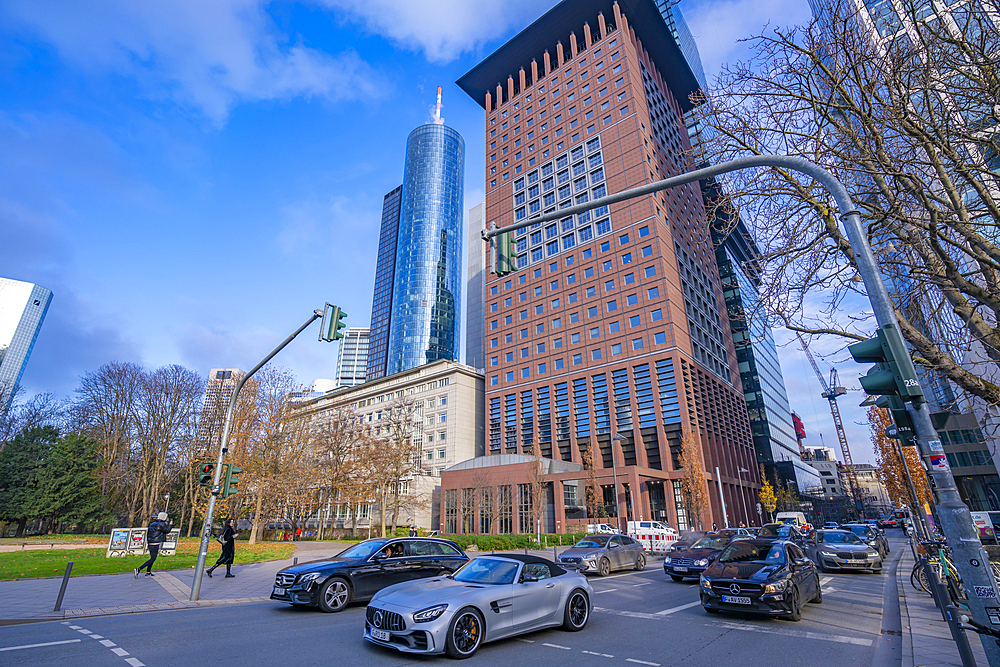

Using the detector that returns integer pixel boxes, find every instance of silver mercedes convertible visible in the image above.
[364,554,594,658]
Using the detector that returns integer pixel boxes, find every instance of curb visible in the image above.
[0,595,272,626]
[896,545,915,667]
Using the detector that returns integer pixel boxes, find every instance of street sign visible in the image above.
[756,502,762,515]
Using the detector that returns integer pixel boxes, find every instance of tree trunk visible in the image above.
[15,518,26,537]
[249,489,264,545]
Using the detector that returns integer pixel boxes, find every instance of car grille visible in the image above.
[670,558,694,566]
[713,581,762,594]
[560,557,581,564]
[275,572,296,587]
[367,606,405,632]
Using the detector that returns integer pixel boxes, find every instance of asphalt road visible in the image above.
[0,536,905,667]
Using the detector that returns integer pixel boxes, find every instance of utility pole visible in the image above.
[484,155,1000,664]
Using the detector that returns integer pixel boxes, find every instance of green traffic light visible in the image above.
[848,324,924,402]
[495,231,519,276]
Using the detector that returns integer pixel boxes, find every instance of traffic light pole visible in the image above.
[483,154,1000,664]
[189,308,324,602]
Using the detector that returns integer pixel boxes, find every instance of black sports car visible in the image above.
[270,537,468,612]
[663,534,729,581]
[699,539,821,621]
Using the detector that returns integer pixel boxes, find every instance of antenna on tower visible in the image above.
[434,87,443,124]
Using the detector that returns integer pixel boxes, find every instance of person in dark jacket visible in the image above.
[206,518,239,578]
[135,512,173,578]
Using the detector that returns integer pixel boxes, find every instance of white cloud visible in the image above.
[2,0,387,123]
[315,0,550,63]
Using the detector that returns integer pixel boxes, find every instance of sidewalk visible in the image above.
[0,540,348,624]
[898,539,989,667]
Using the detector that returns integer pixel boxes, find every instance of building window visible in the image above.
[633,338,644,350]
[592,348,602,360]
[654,332,666,345]
[650,309,663,321]
[612,343,622,355]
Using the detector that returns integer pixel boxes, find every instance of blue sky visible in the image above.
[0,0,878,462]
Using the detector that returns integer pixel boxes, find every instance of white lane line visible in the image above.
[594,607,672,621]
[626,659,661,666]
[516,639,535,643]
[543,643,572,650]
[61,622,70,625]
[0,640,82,652]
[100,640,117,647]
[125,658,146,667]
[77,629,93,634]
[820,577,833,586]
[582,650,615,657]
[68,625,82,630]
[655,601,701,615]
[111,647,130,656]
[826,588,837,593]
[90,635,104,640]
[715,621,872,646]
[594,588,618,594]
[633,582,652,587]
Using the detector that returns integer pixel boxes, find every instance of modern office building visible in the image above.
[367,186,403,382]
[465,203,487,371]
[457,0,759,532]
[334,327,370,387]
[195,368,246,450]
[0,277,52,420]
[804,447,844,498]
[382,121,465,377]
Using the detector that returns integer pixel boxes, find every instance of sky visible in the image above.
[0,0,880,463]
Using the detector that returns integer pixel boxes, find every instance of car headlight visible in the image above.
[818,550,836,557]
[297,572,321,583]
[694,558,709,567]
[867,550,879,557]
[413,604,448,623]
[700,575,712,588]
[665,557,672,564]
[763,580,788,594]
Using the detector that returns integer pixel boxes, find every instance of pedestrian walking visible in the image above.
[135,512,173,578]
[206,518,239,578]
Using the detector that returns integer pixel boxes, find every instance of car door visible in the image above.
[511,563,563,630]
[354,541,410,599]
[787,544,814,599]
[608,535,626,570]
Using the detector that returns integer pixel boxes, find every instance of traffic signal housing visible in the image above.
[876,395,916,441]
[493,231,520,277]
[848,323,924,402]
[197,462,215,489]
[320,303,347,342]
[222,464,241,499]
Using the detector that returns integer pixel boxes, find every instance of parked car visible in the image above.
[814,530,883,573]
[270,537,468,612]
[841,523,889,558]
[664,534,729,581]
[585,523,621,534]
[823,522,839,529]
[557,533,646,576]
[758,523,809,545]
[717,527,754,538]
[699,539,821,621]
[364,555,594,658]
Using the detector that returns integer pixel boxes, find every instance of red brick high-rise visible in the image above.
[453,0,759,532]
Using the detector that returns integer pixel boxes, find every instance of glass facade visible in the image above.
[335,327,370,387]
[367,186,402,381]
[0,277,53,419]
[386,124,465,375]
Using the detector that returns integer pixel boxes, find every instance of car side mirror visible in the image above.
[522,574,539,583]
[372,553,387,562]
[794,558,811,568]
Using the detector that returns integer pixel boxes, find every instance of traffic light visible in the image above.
[875,395,916,441]
[197,462,215,489]
[848,323,924,402]
[319,303,347,342]
[222,464,242,498]
[493,231,520,276]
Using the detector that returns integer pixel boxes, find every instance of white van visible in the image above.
[775,511,808,527]
[627,520,678,537]
[585,523,620,534]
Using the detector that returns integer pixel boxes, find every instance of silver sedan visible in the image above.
[364,555,594,658]
[556,533,647,576]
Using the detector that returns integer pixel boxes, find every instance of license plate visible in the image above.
[273,587,286,596]
[371,628,390,641]
[674,566,689,572]
[842,562,866,567]
[722,595,751,604]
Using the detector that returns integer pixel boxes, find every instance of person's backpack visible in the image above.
[216,532,227,545]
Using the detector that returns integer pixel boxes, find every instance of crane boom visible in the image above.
[797,333,831,394]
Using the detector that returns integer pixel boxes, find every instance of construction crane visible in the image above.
[796,333,864,509]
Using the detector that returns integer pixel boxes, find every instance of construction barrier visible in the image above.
[630,531,679,554]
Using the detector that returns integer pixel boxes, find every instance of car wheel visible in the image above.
[812,576,823,604]
[787,587,802,622]
[318,577,350,613]
[670,574,685,583]
[598,557,611,577]
[562,589,590,631]
[445,607,484,659]
[635,554,646,571]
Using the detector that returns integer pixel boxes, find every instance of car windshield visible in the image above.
[818,532,863,544]
[718,543,786,564]
[452,558,520,585]
[574,536,610,548]
[692,537,729,550]
[847,526,874,539]
[336,541,385,560]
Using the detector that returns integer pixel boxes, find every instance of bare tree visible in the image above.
[677,432,709,531]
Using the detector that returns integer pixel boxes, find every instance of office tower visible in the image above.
[335,327,370,387]
[367,186,403,382]
[465,203,486,371]
[458,0,758,530]
[0,277,53,419]
[195,368,245,450]
[384,120,465,376]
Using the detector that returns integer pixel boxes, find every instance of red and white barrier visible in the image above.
[630,531,679,554]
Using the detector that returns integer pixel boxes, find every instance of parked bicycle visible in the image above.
[911,539,968,608]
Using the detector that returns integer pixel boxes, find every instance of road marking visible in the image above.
[0,640,82,652]
[820,577,832,585]
[595,607,675,620]
[112,647,130,656]
[543,643,572,650]
[68,625,82,630]
[715,621,873,646]
[124,659,146,667]
[594,588,618,594]
[655,601,701,615]
[516,639,535,643]
[626,659,661,666]
[77,629,92,634]
[582,650,615,657]
[90,635,104,640]
[100,640,117,647]
[826,587,837,593]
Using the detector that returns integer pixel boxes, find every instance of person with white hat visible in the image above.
[135,512,173,578]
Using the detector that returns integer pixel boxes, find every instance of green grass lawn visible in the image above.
[0,541,295,580]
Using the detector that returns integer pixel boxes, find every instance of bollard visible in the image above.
[553,545,557,561]
[524,545,528,555]
[293,557,298,566]
[54,562,73,612]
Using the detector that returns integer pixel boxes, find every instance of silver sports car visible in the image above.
[364,554,594,658]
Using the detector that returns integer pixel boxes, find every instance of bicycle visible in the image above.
[911,539,968,608]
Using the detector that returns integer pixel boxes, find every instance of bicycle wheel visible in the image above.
[911,560,933,595]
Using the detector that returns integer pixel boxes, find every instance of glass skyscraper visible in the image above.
[385,123,465,375]
[335,327,370,387]
[367,186,402,382]
[0,277,53,419]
